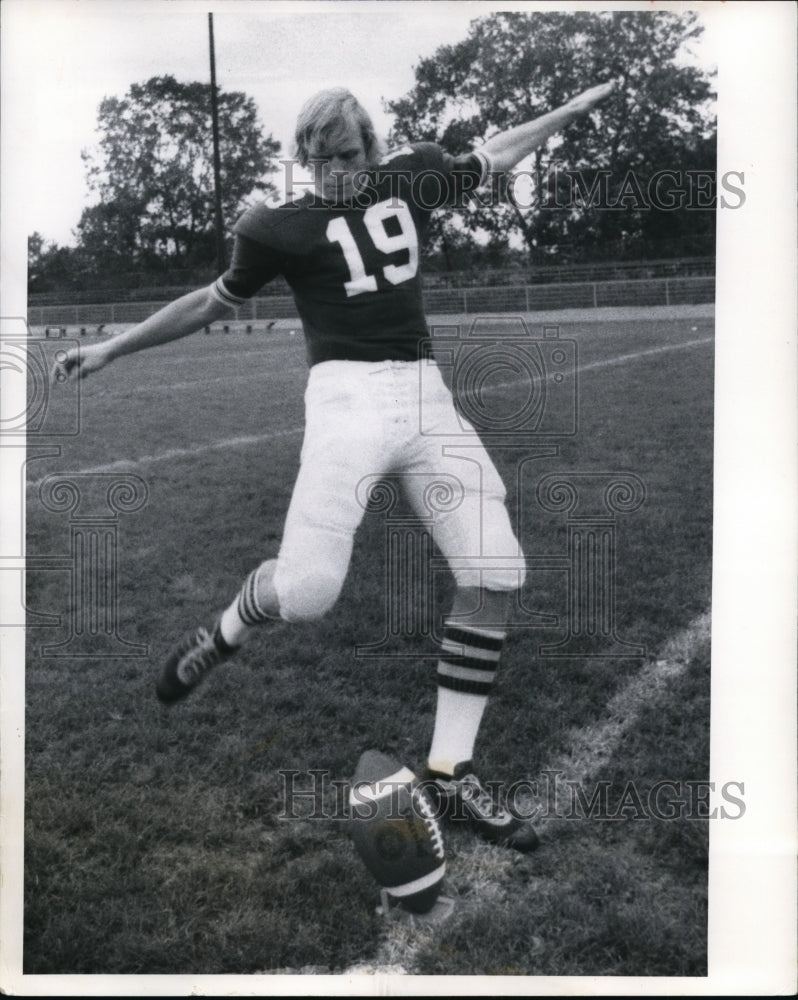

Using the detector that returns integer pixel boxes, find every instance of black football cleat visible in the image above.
[156,620,238,704]
[422,761,540,853]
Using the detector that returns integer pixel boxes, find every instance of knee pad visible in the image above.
[272,565,344,623]
[451,498,527,592]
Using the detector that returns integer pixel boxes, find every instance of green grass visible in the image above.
[24,312,714,976]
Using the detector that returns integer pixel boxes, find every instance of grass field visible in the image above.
[23,307,714,978]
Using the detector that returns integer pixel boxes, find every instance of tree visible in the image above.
[386,10,716,263]
[28,232,84,293]
[78,75,280,271]
[27,232,47,285]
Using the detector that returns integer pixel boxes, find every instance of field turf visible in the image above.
[23,308,714,977]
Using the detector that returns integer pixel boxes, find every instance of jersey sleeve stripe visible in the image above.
[211,276,248,308]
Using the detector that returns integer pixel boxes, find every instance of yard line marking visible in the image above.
[162,336,713,394]
[29,335,712,487]
[96,333,713,402]
[575,335,712,375]
[150,341,299,361]
[114,335,713,397]
[27,428,304,489]
[474,335,713,390]
[103,333,712,397]
[134,369,304,393]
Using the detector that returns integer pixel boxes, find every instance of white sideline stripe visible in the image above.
[358,609,712,974]
[348,766,415,805]
[28,335,712,488]
[385,862,446,898]
[533,609,712,829]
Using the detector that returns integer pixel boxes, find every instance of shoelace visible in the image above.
[457,774,509,821]
[177,627,219,683]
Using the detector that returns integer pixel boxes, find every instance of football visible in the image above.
[348,750,446,913]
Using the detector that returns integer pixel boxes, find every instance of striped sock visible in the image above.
[426,622,506,777]
[219,565,277,647]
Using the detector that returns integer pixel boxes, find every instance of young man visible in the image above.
[57,81,617,853]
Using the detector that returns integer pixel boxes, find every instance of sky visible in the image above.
[8,1,487,246]
[6,0,716,248]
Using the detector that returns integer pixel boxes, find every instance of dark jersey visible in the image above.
[213,143,489,366]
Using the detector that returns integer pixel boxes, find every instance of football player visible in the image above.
[56,80,617,852]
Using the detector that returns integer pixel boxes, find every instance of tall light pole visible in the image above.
[208,12,226,272]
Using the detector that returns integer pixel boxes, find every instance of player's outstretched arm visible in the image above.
[53,285,234,382]
[480,79,620,174]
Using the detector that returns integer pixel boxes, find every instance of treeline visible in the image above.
[30,10,716,297]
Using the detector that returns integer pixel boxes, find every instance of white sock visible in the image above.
[427,687,490,776]
[218,564,278,647]
[219,600,253,647]
[426,621,505,776]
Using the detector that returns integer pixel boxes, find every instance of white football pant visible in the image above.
[272,359,527,622]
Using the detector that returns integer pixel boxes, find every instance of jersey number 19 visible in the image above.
[326,199,419,297]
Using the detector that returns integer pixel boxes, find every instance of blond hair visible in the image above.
[293,88,383,167]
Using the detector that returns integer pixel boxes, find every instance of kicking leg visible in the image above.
[157,518,359,704]
[157,363,388,703]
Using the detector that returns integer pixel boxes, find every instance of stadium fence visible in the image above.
[27,276,715,327]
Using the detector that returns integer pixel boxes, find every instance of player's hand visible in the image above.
[51,341,113,384]
[567,79,620,115]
